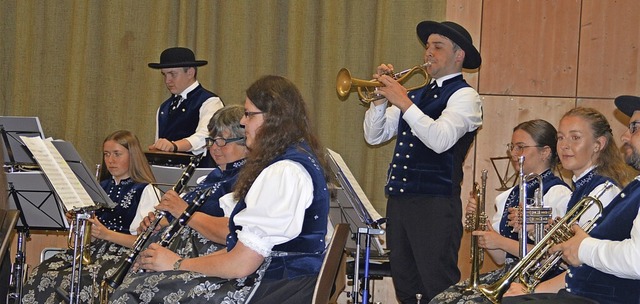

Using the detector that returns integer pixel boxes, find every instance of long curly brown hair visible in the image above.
[233,75,329,200]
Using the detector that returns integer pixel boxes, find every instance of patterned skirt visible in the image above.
[107,258,270,304]
[22,227,224,304]
[429,261,516,304]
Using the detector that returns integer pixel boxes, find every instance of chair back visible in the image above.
[312,223,350,304]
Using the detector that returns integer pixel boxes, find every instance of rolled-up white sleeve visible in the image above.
[578,207,640,279]
[185,96,224,154]
[225,160,314,257]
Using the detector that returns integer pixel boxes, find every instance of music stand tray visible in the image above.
[0,116,44,167]
[7,172,68,230]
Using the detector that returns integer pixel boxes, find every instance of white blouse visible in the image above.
[220,159,314,257]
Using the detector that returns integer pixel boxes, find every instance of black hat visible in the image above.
[148,47,208,69]
[615,95,640,117]
[416,21,482,70]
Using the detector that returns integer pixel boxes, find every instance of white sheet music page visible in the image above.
[326,148,383,221]
[21,136,94,210]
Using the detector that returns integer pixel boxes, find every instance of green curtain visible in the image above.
[0,0,446,215]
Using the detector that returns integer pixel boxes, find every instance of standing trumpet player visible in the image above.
[503,98,640,304]
[430,119,571,304]
[363,20,482,302]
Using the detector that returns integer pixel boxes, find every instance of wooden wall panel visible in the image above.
[577,0,640,98]
[478,0,581,96]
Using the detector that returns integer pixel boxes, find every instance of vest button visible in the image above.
[411,95,415,99]
[393,164,397,168]
[395,153,400,157]
[434,94,438,98]
[388,187,394,191]
[403,166,408,169]
[405,154,410,158]
[400,189,404,193]
[402,131,407,135]
[391,176,396,180]
[402,178,407,182]
[399,142,403,146]
[409,143,414,147]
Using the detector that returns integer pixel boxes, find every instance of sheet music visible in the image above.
[21,136,94,209]
[327,148,383,222]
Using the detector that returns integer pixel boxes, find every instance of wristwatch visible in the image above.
[173,258,184,271]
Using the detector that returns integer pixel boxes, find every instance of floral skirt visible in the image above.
[22,227,224,304]
[429,261,515,304]
[108,257,270,304]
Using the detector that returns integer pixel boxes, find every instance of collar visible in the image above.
[433,72,462,87]
[572,165,597,183]
[176,80,200,99]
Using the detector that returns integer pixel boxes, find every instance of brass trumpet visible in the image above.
[336,63,431,103]
[464,169,488,291]
[67,210,93,265]
[478,181,612,304]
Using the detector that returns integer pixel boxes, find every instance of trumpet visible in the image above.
[336,63,431,103]
[67,210,93,265]
[464,169,488,291]
[478,181,613,304]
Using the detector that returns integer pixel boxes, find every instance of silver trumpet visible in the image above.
[478,181,612,303]
[464,169,488,291]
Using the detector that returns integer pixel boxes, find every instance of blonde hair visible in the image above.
[98,130,156,184]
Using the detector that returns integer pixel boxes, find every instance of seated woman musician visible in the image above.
[22,130,160,303]
[430,119,572,304]
[108,75,331,303]
[135,104,248,258]
[503,107,635,298]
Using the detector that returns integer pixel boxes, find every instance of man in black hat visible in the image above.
[148,47,224,159]
[502,95,640,303]
[362,20,482,302]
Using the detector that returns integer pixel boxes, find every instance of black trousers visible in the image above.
[386,194,462,303]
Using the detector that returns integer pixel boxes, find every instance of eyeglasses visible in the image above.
[244,111,265,118]
[507,143,543,153]
[630,121,640,134]
[205,137,244,147]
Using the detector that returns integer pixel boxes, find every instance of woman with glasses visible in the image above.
[504,107,636,299]
[109,75,331,303]
[430,119,572,304]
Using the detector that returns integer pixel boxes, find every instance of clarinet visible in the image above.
[157,187,213,247]
[99,153,205,300]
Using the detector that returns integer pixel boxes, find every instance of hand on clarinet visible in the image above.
[135,243,181,272]
[137,212,163,235]
[157,190,188,218]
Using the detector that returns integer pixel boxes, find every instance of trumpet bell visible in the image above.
[336,68,353,98]
[335,64,431,103]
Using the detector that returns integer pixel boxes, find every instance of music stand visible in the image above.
[0,116,44,169]
[150,165,212,194]
[7,173,67,230]
[326,149,386,304]
[145,151,194,167]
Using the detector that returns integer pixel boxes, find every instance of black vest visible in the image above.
[158,84,218,141]
[385,75,476,197]
[566,178,640,304]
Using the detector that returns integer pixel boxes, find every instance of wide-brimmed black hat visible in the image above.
[417,20,482,70]
[148,47,208,69]
[615,95,640,117]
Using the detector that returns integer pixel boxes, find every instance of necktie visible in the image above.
[169,95,182,113]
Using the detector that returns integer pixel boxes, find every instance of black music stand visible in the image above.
[0,116,44,170]
[326,149,386,304]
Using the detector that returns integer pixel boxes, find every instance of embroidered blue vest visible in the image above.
[566,169,616,211]
[385,75,476,197]
[565,179,640,304]
[499,170,569,260]
[227,142,329,280]
[97,178,149,234]
[158,84,219,141]
[166,158,245,222]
